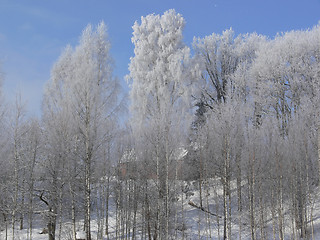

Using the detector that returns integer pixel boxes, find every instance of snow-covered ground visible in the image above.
[2,179,320,239]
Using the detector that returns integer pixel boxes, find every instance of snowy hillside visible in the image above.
[3,178,320,240]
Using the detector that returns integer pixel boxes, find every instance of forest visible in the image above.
[0,9,320,240]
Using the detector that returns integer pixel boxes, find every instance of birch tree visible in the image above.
[0,65,11,239]
[43,21,121,240]
[9,95,28,240]
[128,9,193,239]
[71,22,121,240]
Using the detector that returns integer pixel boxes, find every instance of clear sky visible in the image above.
[0,0,319,116]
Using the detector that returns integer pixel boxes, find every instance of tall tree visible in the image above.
[71,22,121,240]
[0,64,11,240]
[9,94,27,240]
[43,21,121,240]
[128,9,193,239]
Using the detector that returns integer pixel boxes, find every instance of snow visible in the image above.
[4,179,320,239]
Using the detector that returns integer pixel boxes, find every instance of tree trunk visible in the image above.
[105,176,110,236]
[156,135,161,240]
[85,139,92,240]
[3,213,8,240]
[85,160,91,240]
[199,151,203,208]
[132,181,138,240]
[236,153,242,240]
[48,212,57,240]
[223,136,231,240]
[12,143,19,240]
[205,181,212,239]
[69,182,77,240]
[310,198,315,240]
[96,183,103,240]
[276,151,284,240]
[181,182,185,240]
[116,191,120,240]
[20,177,26,230]
[271,190,276,240]
[28,194,33,240]
[165,133,170,240]
[318,125,320,185]
[258,180,265,240]
[214,183,221,240]
[28,142,38,240]
[223,184,228,240]
[278,196,284,240]
[249,151,256,240]
[58,188,63,240]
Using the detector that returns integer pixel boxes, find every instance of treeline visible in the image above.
[0,9,320,240]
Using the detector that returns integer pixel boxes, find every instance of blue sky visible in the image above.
[0,0,319,116]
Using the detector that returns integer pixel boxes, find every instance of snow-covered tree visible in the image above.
[128,9,193,239]
[43,21,121,240]
[250,25,320,134]
[193,29,266,110]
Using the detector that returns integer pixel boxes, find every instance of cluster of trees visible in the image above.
[126,10,320,240]
[0,9,320,240]
[188,21,320,239]
[0,22,123,240]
